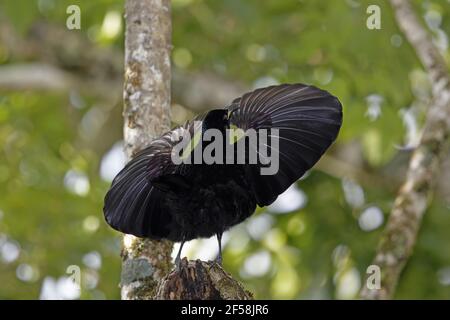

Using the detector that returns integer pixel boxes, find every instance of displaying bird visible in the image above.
[103,83,342,267]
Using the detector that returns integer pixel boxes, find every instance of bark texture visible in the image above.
[155,259,252,300]
[121,0,173,300]
[120,0,250,300]
[360,0,450,300]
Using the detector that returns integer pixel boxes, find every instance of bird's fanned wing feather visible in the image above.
[227,83,342,206]
[103,114,205,238]
[103,136,174,238]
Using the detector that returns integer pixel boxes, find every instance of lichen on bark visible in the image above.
[120,0,252,301]
[121,0,173,300]
[360,0,450,300]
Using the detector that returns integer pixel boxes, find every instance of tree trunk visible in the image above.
[121,0,173,300]
[120,0,250,300]
[360,0,450,300]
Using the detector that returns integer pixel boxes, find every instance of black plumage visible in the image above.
[103,83,342,264]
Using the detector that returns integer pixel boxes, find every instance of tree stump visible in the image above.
[154,258,253,300]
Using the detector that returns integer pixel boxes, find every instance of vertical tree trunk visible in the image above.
[360,0,450,300]
[120,0,173,300]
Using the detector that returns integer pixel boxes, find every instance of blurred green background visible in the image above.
[0,0,449,299]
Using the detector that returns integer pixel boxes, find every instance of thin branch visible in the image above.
[360,0,450,300]
[0,63,120,100]
[0,63,74,91]
[172,70,246,112]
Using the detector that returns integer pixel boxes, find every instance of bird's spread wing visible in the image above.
[103,84,342,237]
[227,83,342,206]
[103,114,204,238]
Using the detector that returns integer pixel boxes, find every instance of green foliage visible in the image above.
[0,0,449,299]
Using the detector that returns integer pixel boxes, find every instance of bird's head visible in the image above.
[202,109,229,133]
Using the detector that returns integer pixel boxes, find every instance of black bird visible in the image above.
[104,83,342,266]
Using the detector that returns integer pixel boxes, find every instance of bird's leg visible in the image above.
[175,239,185,271]
[215,232,223,265]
